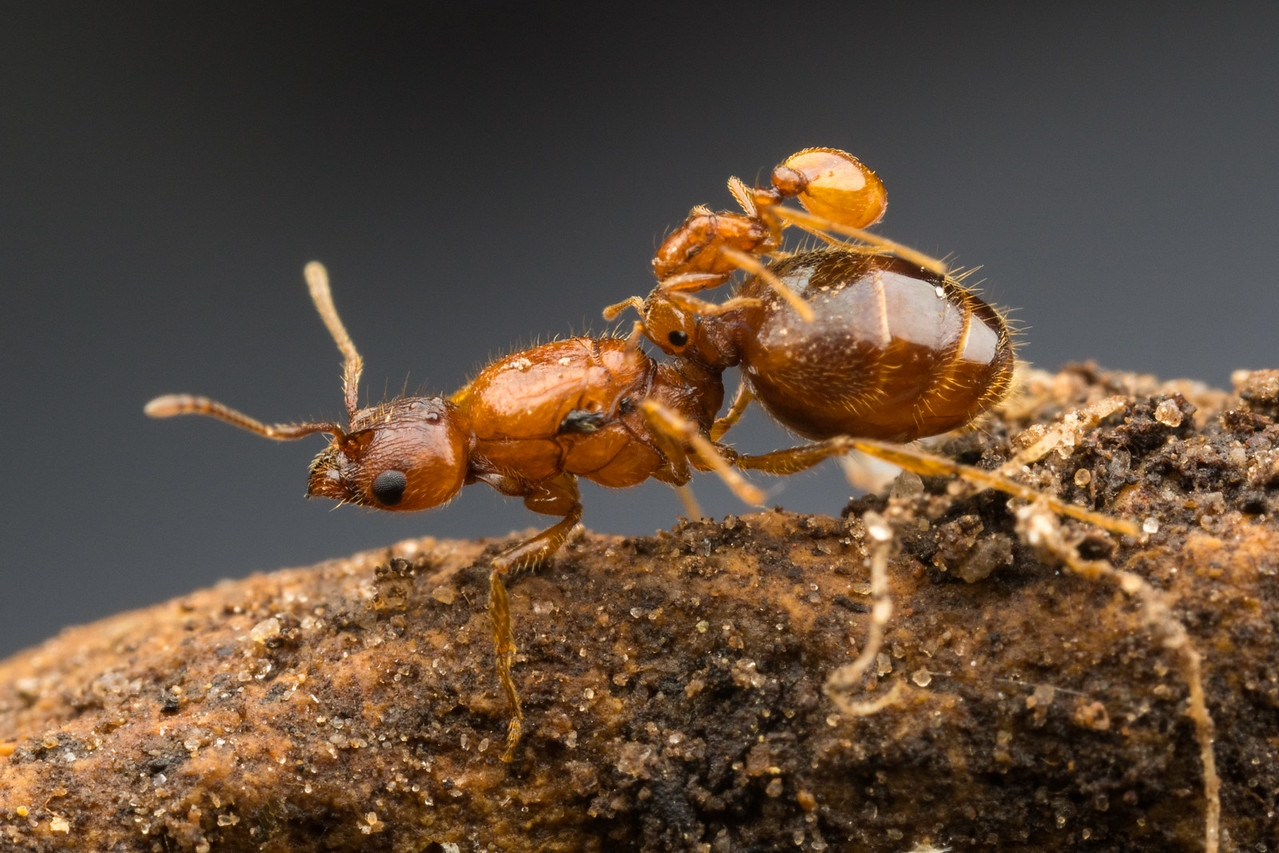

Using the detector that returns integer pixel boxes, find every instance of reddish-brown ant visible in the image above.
[602,152,1227,845]
[146,262,764,760]
[604,150,1140,532]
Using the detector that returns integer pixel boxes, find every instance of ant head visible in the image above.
[602,291,700,358]
[147,263,470,513]
[603,289,746,370]
[308,397,468,512]
[645,289,751,372]
[639,290,698,357]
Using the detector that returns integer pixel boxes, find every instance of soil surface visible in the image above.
[1,365,1276,851]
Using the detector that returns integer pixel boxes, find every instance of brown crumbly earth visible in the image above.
[1,364,1277,851]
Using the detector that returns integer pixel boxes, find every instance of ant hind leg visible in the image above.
[773,205,951,278]
[710,383,755,442]
[736,436,1139,538]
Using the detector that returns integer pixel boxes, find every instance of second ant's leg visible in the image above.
[736,436,1140,537]
[710,383,755,442]
[486,473,583,762]
[735,437,859,477]
[640,399,765,506]
[845,439,1140,537]
[773,205,951,278]
[717,246,815,322]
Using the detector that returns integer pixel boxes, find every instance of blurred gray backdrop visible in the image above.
[3,2,1276,657]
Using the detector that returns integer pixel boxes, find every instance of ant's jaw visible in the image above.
[307,441,364,506]
[305,410,381,506]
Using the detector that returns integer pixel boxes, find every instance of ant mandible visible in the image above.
[605,148,1137,534]
[146,262,762,761]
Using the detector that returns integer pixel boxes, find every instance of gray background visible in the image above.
[3,3,1276,657]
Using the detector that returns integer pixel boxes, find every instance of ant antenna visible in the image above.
[144,262,357,441]
[304,261,363,420]
[143,394,343,441]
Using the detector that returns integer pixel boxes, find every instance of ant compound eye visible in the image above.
[371,469,408,506]
[667,330,689,348]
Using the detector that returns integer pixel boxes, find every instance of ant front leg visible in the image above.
[482,472,583,761]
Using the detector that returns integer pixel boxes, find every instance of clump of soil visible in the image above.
[0,365,1275,851]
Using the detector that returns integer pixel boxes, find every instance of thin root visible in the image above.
[1016,503,1219,853]
[824,508,899,715]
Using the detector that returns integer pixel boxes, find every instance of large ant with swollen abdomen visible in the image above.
[604,148,1096,518]
[608,147,1015,445]
[147,262,768,760]
[604,149,1220,848]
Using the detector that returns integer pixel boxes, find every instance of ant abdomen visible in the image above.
[737,250,1015,443]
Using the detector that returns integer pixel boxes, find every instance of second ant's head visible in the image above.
[605,289,751,371]
[307,397,468,512]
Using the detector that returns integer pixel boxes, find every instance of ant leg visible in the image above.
[656,256,813,323]
[710,383,755,442]
[735,437,1140,537]
[492,475,584,572]
[735,437,861,477]
[672,483,704,520]
[653,272,732,293]
[659,289,764,318]
[773,206,951,278]
[486,473,583,761]
[633,406,708,519]
[486,568,524,763]
[640,399,766,506]
[716,246,815,322]
[846,439,1139,537]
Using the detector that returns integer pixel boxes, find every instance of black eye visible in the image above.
[667,330,689,348]
[371,470,407,506]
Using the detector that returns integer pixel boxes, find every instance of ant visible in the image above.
[604,148,1138,533]
[146,262,766,761]
[146,151,1135,763]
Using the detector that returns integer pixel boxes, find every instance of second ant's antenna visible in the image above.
[304,261,364,419]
